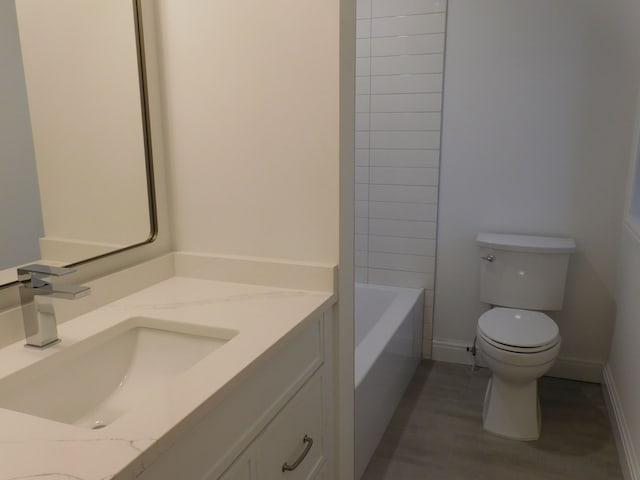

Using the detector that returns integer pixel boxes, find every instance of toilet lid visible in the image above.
[478,308,559,349]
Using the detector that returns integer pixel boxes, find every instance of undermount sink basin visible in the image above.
[0,317,237,429]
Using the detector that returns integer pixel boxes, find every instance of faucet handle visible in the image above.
[17,264,76,281]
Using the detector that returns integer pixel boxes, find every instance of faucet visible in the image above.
[17,264,91,349]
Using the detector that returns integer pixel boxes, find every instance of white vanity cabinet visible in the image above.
[254,373,324,479]
[218,373,324,480]
[218,449,254,480]
[136,312,332,480]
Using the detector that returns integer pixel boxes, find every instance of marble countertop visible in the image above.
[0,276,335,480]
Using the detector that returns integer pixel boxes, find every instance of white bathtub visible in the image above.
[354,283,424,479]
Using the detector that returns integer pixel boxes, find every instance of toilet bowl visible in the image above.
[475,232,575,441]
[477,307,560,440]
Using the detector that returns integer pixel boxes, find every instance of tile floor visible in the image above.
[361,361,623,480]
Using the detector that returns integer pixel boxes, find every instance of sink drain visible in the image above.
[92,420,108,430]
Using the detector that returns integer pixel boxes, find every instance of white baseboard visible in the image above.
[603,365,639,480]
[431,338,603,383]
[547,356,603,383]
[432,338,476,365]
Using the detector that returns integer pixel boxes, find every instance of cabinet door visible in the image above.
[310,468,325,480]
[215,448,254,480]
[256,375,324,480]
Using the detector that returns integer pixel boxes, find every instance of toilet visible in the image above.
[475,232,576,441]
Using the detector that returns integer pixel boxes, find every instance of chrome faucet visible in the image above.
[17,264,91,349]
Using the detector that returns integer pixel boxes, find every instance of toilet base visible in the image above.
[482,375,541,441]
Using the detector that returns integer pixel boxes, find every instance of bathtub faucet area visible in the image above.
[18,264,91,349]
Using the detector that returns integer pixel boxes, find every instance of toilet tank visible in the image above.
[476,233,576,311]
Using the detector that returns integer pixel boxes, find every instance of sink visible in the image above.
[0,317,237,429]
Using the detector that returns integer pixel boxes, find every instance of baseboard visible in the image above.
[432,338,476,365]
[431,338,603,383]
[603,365,640,480]
[547,356,603,383]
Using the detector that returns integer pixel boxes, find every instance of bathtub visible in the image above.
[354,283,424,479]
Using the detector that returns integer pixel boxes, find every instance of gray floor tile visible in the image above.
[361,361,623,480]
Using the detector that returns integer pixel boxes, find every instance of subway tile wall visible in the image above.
[355,0,446,358]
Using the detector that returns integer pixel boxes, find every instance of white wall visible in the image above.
[0,0,43,269]
[339,0,357,477]
[155,3,349,477]
[435,0,640,380]
[605,0,640,469]
[608,224,640,479]
[157,1,341,265]
[16,0,151,253]
[354,0,446,357]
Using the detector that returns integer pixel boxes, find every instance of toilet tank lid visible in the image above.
[476,233,576,253]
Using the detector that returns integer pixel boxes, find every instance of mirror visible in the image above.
[0,0,156,286]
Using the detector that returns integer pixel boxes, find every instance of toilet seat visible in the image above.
[478,307,560,353]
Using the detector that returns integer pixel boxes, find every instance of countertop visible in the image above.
[0,276,335,480]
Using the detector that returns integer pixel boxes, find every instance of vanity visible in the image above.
[0,255,337,480]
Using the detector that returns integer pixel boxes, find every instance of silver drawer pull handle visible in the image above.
[481,255,496,262]
[282,435,313,472]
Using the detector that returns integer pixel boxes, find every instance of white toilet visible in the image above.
[475,232,576,441]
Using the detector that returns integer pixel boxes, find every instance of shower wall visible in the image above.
[355,0,446,357]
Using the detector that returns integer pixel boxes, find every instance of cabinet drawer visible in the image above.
[216,448,253,480]
[310,467,325,480]
[256,374,324,480]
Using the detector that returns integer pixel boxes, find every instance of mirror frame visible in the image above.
[1,0,158,289]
